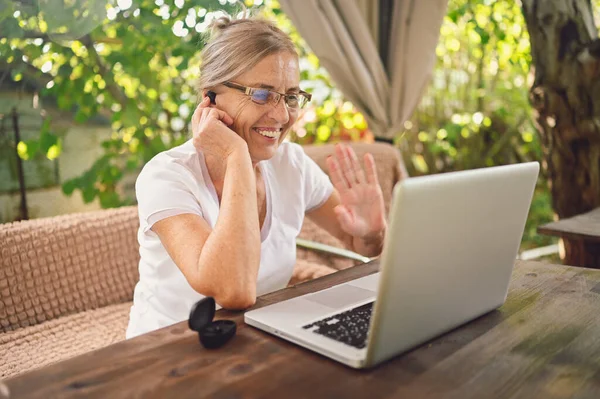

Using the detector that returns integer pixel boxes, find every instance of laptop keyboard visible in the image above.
[302,301,374,349]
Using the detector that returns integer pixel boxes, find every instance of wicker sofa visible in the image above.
[0,142,406,378]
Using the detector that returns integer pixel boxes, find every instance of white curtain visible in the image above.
[279,0,448,139]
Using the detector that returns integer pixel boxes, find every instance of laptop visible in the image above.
[245,162,540,368]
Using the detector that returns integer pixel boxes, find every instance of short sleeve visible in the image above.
[301,148,334,212]
[135,158,203,233]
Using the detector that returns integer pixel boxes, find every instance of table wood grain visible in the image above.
[6,260,600,399]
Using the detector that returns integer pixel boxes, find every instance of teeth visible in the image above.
[255,129,280,138]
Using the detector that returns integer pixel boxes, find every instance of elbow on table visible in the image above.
[217,291,257,310]
[191,280,256,310]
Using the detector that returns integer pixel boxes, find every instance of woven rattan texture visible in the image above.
[0,206,140,333]
[0,302,130,378]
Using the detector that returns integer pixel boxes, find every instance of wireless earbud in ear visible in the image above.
[206,91,217,105]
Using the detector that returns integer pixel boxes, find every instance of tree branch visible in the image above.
[78,35,157,145]
[80,34,128,107]
[0,59,53,88]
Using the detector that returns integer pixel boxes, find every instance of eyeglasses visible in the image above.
[222,81,311,109]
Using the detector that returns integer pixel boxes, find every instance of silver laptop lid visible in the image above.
[365,162,539,366]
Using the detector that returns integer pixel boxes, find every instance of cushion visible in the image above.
[0,207,140,333]
[0,302,131,379]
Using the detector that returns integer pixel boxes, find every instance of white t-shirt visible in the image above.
[126,140,333,338]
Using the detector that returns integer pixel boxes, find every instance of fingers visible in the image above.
[192,98,210,134]
[335,144,356,187]
[326,154,350,191]
[364,152,380,185]
[330,143,368,188]
[345,145,366,184]
[192,97,234,128]
[206,108,234,126]
[195,96,210,115]
[192,108,211,138]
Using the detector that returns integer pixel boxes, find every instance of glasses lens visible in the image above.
[300,95,309,108]
[285,95,300,109]
[251,89,271,104]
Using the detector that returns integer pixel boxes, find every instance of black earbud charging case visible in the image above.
[188,297,236,349]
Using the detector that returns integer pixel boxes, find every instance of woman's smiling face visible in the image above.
[211,51,300,164]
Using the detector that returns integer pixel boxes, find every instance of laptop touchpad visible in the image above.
[305,284,375,309]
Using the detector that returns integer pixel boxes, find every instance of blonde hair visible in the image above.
[196,15,297,100]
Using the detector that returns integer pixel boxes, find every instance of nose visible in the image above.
[267,97,290,125]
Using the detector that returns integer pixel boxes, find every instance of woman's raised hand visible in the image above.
[191,96,247,162]
[326,143,387,240]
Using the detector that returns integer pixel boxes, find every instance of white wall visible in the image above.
[0,101,112,222]
[0,186,101,221]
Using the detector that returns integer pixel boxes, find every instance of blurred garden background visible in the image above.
[1,0,599,255]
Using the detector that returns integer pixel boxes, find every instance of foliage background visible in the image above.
[5,0,598,250]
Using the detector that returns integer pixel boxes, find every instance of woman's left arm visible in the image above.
[306,144,387,258]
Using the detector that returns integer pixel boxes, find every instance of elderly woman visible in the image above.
[126,16,387,338]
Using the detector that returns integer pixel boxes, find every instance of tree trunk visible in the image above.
[522,0,600,267]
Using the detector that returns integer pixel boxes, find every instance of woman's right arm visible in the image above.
[150,99,261,310]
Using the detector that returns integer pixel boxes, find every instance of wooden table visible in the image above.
[538,207,600,268]
[6,260,600,399]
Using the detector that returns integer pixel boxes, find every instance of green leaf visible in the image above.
[46,142,62,160]
[448,10,460,23]
[82,186,97,203]
[74,108,90,123]
[0,18,23,38]
[150,135,167,154]
[39,129,59,153]
[16,140,39,160]
[122,102,140,127]
[475,26,490,45]
[98,190,121,208]
[316,125,331,142]
[126,156,139,171]
[62,178,78,195]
